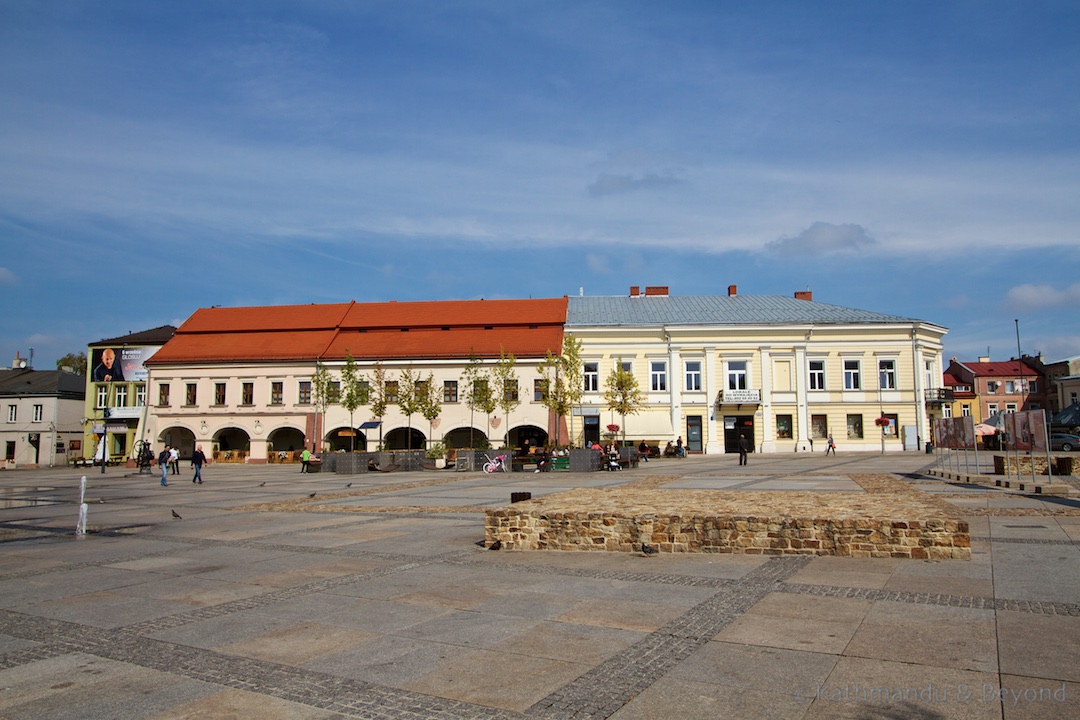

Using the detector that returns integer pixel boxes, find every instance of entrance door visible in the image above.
[583,416,600,447]
[687,416,703,453]
[723,416,755,453]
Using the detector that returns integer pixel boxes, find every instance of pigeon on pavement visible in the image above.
[641,543,659,557]
[171,510,182,519]
[489,540,502,550]
[308,492,317,498]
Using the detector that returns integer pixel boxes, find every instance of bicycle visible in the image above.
[483,453,508,473]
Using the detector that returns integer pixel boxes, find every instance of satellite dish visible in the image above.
[18,360,27,369]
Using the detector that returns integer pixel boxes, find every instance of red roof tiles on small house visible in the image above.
[147,298,568,366]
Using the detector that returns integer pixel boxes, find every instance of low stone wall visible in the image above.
[485,488,970,560]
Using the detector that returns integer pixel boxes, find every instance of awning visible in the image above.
[1052,402,1080,426]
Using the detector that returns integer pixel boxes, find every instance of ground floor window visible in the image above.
[847,414,864,439]
[5,441,14,460]
[775,414,793,439]
[811,414,828,439]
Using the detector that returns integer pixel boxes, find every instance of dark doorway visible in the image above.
[687,416,703,453]
[723,415,754,453]
[583,416,600,447]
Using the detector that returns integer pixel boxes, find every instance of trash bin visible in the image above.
[925,442,934,454]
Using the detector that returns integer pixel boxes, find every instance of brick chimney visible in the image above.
[794,290,813,301]
[630,285,640,297]
[728,285,737,297]
[644,286,669,296]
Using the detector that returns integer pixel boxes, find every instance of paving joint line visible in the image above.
[778,582,1080,615]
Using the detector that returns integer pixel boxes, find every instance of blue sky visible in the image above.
[2,1,1078,370]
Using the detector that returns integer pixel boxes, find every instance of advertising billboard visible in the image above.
[91,346,161,382]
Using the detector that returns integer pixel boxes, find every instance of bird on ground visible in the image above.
[489,540,502,550]
[308,492,317,498]
[641,543,659,557]
[171,510,182,519]
[345,483,352,488]
[258,482,266,487]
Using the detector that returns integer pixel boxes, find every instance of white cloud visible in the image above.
[0,267,15,284]
[587,172,684,197]
[1005,283,1080,311]
[767,222,876,255]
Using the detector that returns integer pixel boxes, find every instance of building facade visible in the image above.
[566,286,948,453]
[83,326,176,462]
[136,288,948,460]
[1,358,85,469]
[942,356,1052,424]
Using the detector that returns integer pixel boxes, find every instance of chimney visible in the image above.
[630,285,640,297]
[728,285,737,297]
[978,356,990,363]
[794,290,813,301]
[644,286,669,296]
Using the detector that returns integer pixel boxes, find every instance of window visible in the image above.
[650,361,667,391]
[987,381,999,393]
[115,385,127,407]
[776,414,793,439]
[185,383,197,406]
[846,414,864,439]
[943,405,952,418]
[504,380,519,402]
[685,361,702,391]
[1071,392,1078,405]
[242,382,254,405]
[215,383,226,406]
[270,381,284,405]
[1006,403,1017,412]
[961,404,971,417]
[443,380,458,403]
[1005,381,1016,393]
[843,360,861,390]
[5,441,13,460]
[385,381,398,404]
[881,414,899,436]
[97,385,108,409]
[328,381,341,403]
[809,360,826,391]
[987,403,998,415]
[158,383,170,406]
[135,384,147,407]
[811,414,828,439]
[727,361,747,390]
[298,381,312,404]
[878,359,896,390]
[584,363,599,392]
[33,404,43,423]
[6,405,15,423]
[533,378,547,402]
[1028,380,1038,393]
[925,361,935,392]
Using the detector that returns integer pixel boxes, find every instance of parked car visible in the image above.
[1050,433,1080,452]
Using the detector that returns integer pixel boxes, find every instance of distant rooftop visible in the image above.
[93,325,177,347]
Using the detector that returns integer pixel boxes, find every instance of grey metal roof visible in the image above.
[566,295,934,327]
[0,369,86,399]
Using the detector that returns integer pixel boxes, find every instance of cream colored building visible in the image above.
[566,286,948,454]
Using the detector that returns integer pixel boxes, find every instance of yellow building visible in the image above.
[566,286,948,454]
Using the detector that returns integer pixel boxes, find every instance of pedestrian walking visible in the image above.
[300,448,311,473]
[738,434,750,466]
[169,446,180,475]
[826,434,836,456]
[191,445,207,484]
[158,445,171,486]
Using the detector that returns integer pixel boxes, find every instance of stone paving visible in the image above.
[0,452,1079,719]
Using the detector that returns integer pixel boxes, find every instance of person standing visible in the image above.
[191,445,207,484]
[826,434,836,456]
[300,447,311,473]
[638,440,650,462]
[158,445,171,486]
[169,445,180,475]
[738,434,750,466]
[676,436,685,458]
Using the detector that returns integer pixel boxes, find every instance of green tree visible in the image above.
[56,352,87,375]
[603,356,644,447]
[461,352,485,448]
[492,347,520,447]
[368,362,389,450]
[340,353,369,452]
[417,372,443,451]
[310,361,334,452]
[537,335,583,446]
[397,366,423,451]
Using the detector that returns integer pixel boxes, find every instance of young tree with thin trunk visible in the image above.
[397,366,423,451]
[368,362,388,451]
[310,361,334,452]
[492,347,520,447]
[603,356,644,447]
[417,372,443,451]
[340,353,369,452]
[461,352,484,448]
[538,335,584,447]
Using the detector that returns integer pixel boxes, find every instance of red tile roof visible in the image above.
[147,298,567,365]
[961,361,1042,378]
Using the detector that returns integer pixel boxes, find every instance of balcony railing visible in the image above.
[925,388,954,403]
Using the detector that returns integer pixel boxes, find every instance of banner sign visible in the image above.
[91,345,162,383]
